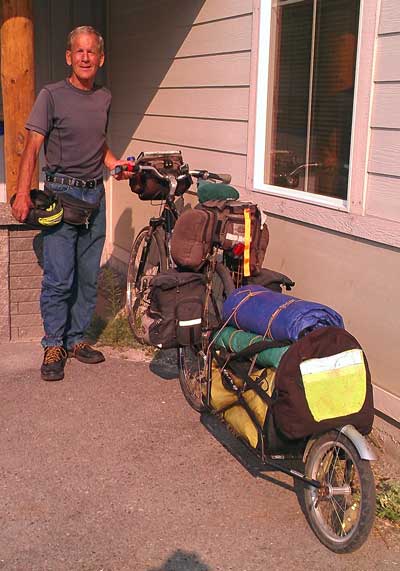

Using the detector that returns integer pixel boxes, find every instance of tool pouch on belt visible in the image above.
[198,200,269,277]
[57,191,103,227]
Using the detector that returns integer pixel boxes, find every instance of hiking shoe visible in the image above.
[41,346,67,381]
[67,342,105,364]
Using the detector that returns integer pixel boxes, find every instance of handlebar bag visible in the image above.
[198,200,269,277]
[144,268,206,349]
[271,326,374,439]
[170,207,217,271]
[129,172,192,200]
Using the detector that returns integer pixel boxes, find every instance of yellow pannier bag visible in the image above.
[210,360,275,448]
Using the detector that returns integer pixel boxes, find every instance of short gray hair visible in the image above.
[67,26,104,54]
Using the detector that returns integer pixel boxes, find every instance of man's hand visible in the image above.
[110,159,135,180]
[103,144,135,180]
[11,192,33,223]
[11,130,44,223]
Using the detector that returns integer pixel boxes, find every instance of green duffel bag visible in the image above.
[213,326,290,368]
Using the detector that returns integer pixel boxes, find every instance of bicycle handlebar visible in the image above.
[111,163,232,185]
[189,170,232,184]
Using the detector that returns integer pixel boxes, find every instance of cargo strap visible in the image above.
[264,298,300,338]
[213,344,290,405]
[243,208,251,277]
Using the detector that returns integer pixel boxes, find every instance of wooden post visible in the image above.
[1,0,37,200]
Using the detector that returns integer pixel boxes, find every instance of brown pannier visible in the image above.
[170,207,216,271]
[199,200,269,276]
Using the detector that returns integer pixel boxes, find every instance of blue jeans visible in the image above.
[40,182,106,349]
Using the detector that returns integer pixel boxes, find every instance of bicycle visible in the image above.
[124,151,376,552]
[125,150,235,343]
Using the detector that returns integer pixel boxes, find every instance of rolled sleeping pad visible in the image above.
[213,326,289,368]
[222,285,344,342]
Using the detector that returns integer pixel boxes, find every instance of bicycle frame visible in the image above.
[133,196,180,292]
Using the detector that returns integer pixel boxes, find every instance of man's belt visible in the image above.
[45,174,103,189]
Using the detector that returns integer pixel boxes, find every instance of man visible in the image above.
[11,26,131,382]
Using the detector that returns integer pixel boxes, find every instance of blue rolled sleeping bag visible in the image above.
[222,285,344,341]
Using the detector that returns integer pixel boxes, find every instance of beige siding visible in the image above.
[379,0,400,33]
[367,0,400,221]
[112,53,251,89]
[108,0,252,250]
[112,87,249,120]
[262,214,400,399]
[366,175,400,222]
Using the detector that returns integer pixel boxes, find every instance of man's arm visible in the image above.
[11,131,45,222]
[103,143,133,180]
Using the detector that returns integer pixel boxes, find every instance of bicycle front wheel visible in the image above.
[126,226,167,342]
[178,262,234,412]
[304,431,376,553]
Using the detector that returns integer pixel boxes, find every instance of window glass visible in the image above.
[265,0,360,200]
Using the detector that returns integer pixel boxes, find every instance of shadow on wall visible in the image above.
[109,1,207,159]
[148,549,211,571]
[113,206,133,254]
[108,4,207,266]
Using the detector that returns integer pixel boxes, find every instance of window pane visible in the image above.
[265,0,360,200]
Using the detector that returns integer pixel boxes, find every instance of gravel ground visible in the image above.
[1,342,399,571]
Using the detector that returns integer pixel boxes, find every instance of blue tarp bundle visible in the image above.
[222,285,344,342]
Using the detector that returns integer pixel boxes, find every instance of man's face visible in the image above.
[66,32,104,88]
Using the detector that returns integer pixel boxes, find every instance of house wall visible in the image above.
[106,0,252,262]
[106,0,400,421]
[368,0,400,221]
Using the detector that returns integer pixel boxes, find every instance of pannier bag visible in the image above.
[209,325,373,446]
[209,358,275,449]
[272,326,374,439]
[170,207,216,271]
[199,200,269,277]
[144,268,206,349]
[223,285,344,341]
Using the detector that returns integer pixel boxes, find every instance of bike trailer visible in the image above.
[142,268,206,349]
[209,326,374,448]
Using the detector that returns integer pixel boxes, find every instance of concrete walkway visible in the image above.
[1,342,399,571]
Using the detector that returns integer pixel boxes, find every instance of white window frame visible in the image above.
[254,0,354,210]
[247,1,400,249]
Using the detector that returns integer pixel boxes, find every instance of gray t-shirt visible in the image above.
[26,79,111,180]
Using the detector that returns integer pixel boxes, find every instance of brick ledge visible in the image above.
[0,203,21,226]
